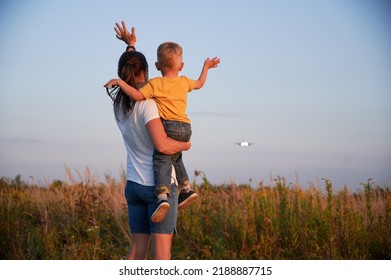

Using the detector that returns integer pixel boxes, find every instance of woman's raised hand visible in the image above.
[114,21,136,46]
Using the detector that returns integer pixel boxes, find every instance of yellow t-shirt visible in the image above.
[139,76,196,123]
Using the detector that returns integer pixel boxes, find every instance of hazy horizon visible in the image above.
[1,0,390,190]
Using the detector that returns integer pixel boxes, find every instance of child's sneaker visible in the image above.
[178,189,198,210]
[151,198,170,223]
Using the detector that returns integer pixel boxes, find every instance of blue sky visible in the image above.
[0,0,390,189]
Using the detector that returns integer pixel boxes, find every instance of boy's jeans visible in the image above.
[153,120,191,195]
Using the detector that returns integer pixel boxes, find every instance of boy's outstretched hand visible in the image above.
[104,79,121,89]
[204,57,220,69]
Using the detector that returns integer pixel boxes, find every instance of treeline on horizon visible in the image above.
[1,169,390,260]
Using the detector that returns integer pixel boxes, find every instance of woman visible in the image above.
[106,21,190,260]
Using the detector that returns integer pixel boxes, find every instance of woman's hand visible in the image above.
[114,21,136,47]
[182,141,191,151]
[146,118,192,154]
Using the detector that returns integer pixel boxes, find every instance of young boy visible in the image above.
[105,42,220,222]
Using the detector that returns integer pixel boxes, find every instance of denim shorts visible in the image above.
[124,180,178,234]
[154,120,191,188]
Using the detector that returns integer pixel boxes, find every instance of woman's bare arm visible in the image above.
[146,118,191,154]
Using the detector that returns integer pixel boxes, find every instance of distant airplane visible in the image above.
[234,141,254,147]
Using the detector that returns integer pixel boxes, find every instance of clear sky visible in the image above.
[0,0,390,190]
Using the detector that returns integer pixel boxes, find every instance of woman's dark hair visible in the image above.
[107,51,149,120]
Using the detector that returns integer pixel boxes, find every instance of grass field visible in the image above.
[1,169,390,259]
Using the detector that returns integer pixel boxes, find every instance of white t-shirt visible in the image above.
[116,99,158,186]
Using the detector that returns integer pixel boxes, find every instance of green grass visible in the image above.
[1,170,390,259]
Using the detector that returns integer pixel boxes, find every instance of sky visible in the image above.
[0,0,390,190]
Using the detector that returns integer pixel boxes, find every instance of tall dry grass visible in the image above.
[0,167,130,259]
[1,169,390,259]
[175,174,390,259]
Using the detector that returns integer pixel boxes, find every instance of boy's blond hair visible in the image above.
[157,42,183,69]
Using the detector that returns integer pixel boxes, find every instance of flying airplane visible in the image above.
[234,141,254,147]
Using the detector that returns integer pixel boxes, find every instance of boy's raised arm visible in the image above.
[194,57,220,90]
[104,79,145,101]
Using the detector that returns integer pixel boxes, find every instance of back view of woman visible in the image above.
[106,22,190,260]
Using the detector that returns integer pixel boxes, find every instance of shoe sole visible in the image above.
[178,193,199,210]
[151,203,170,223]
